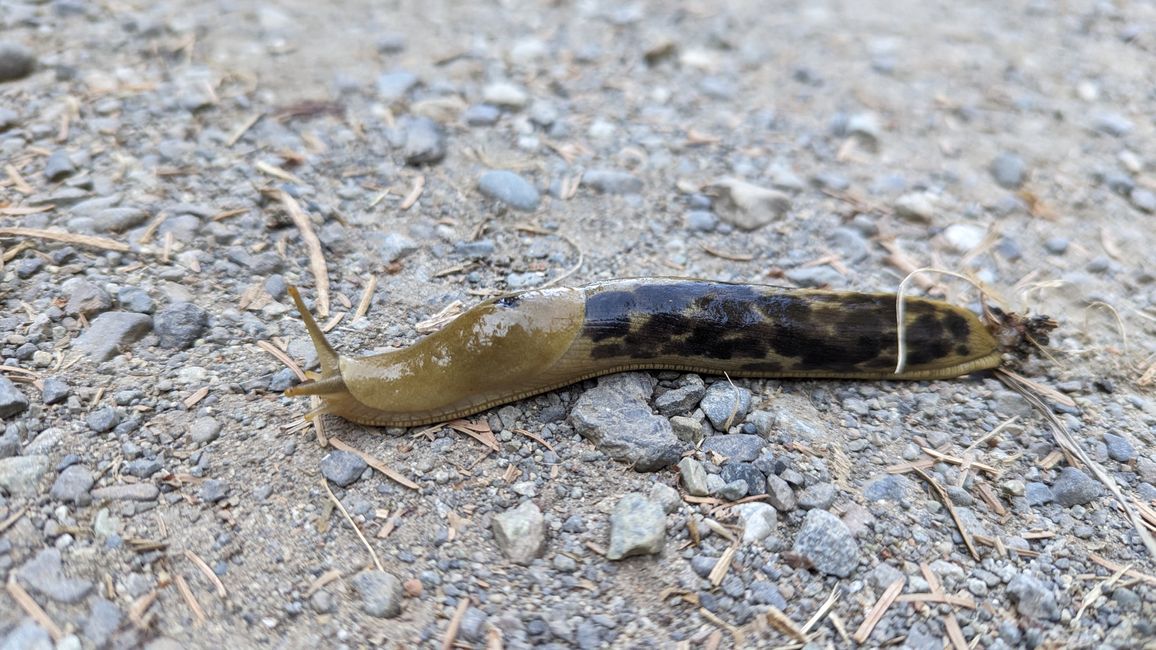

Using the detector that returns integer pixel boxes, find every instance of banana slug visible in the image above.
[284,278,1054,427]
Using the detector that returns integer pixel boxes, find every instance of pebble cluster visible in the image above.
[2,0,1156,648]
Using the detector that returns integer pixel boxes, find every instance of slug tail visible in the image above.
[286,286,340,379]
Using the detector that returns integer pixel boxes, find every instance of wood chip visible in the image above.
[441,597,471,650]
[255,160,306,185]
[128,589,159,629]
[0,226,130,252]
[328,436,419,491]
[764,606,807,643]
[6,576,63,641]
[852,577,905,644]
[306,568,343,596]
[0,506,28,534]
[708,542,738,587]
[277,190,330,318]
[174,573,207,625]
[355,275,377,320]
[182,387,209,409]
[943,613,967,650]
[400,174,425,210]
[0,204,53,216]
[5,164,33,194]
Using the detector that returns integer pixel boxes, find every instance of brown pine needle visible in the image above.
[277,190,330,318]
[328,436,419,491]
[174,573,207,625]
[355,275,377,320]
[256,340,307,382]
[401,174,425,210]
[708,542,738,587]
[184,550,227,598]
[306,569,343,596]
[6,576,63,641]
[852,577,905,644]
[765,606,807,643]
[911,467,980,560]
[442,597,471,650]
[0,226,130,252]
[943,613,967,650]
[321,477,384,572]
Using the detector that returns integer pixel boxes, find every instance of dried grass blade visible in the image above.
[852,577,905,644]
[0,226,129,252]
[328,436,419,491]
[6,576,63,641]
[277,190,330,318]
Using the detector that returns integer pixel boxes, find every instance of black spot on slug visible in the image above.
[956,345,970,357]
[580,281,980,372]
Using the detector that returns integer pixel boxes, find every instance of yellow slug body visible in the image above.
[285,279,1017,427]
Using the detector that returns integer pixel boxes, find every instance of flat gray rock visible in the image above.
[72,312,153,362]
[0,455,49,496]
[17,548,94,604]
[351,570,403,618]
[492,500,546,565]
[700,434,764,463]
[478,170,540,211]
[606,492,665,560]
[0,376,29,418]
[569,373,685,471]
[792,509,860,578]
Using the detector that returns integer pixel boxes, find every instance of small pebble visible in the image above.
[0,42,36,82]
[320,450,368,487]
[478,170,540,212]
[990,152,1027,189]
[492,500,546,564]
[351,570,404,618]
[154,303,208,349]
[606,492,665,560]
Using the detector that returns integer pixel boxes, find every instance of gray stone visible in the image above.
[1052,467,1100,507]
[1006,573,1060,620]
[990,152,1027,189]
[0,427,19,458]
[376,70,418,101]
[50,465,94,504]
[44,149,75,181]
[459,607,489,643]
[0,107,18,131]
[66,281,112,317]
[845,111,881,146]
[863,474,911,502]
[478,170,540,211]
[351,570,403,617]
[1130,188,1156,214]
[765,474,796,511]
[1044,237,1069,255]
[189,416,221,444]
[154,302,208,349]
[401,116,446,165]
[91,483,159,501]
[72,312,153,362]
[606,492,665,560]
[16,548,94,604]
[1103,433,1135,463]
[894,192,937,223]
[785,265,844,288]
[798,482,837,509]
[464,104,501,126]
[669,415,704,443]
[40,377,70,405]
[320,450,367,487]
[94,207,148,233]
[0,376,29,418]
[0,42,36,82]
[1,620,52,650]
[199,479,229,503]
[648,483,681,514]
[750,581,787,608]
[716,479,748,501]
[830,227,869,262]
[116,287,155,314]
[868,563,905,591]
[582,169,643,195]
[734,502,777,544]
[0,455,48,496]
[701,434,764,463]
[654,376,705,417]
[792,509,860,578]
[706,178,790,230]
[375,232,419,263]
[569,373,684,471]
[86,407,119,433]
[1024,482,1053,506]
[83,598,123,647]
[721,463,766,497]
[482,82,529,109]
[1092,111,1133,137]
[699,382,751,430]
[492,500,545,564]
[124,458,162,478]
[678,458,709,496]
[685,210,718,232]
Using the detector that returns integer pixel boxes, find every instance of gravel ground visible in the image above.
[2,0,1156,648]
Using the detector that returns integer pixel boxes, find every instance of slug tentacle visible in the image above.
[283,278,1052,427]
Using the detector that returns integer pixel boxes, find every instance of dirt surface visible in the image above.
[2,0,1156,648]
